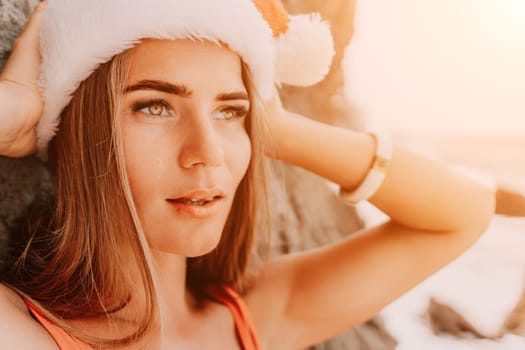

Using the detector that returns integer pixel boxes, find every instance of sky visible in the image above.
[344,0,525,135]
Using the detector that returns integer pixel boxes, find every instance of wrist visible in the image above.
[263,108,296,160]
[0,81,41,157]
[339,131,393,204]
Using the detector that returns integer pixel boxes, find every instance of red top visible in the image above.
[22,285,261,350]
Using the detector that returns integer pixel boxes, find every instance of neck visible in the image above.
[150,249,197,322]
[68,250,201,347]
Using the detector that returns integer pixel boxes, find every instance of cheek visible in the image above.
[225,131,252,185]
[122,123,165,209]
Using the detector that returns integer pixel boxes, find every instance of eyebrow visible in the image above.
[216,91,249,102]
[124,79,249,102]
[123,80,192,97]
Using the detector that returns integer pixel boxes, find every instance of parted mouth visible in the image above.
[167,196,223,206]
[167,188,225,206]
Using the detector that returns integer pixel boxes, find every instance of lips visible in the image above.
[167,188,225,204]
[167,196,221,206]
[166,188,226,217]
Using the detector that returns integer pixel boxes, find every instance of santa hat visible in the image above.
[36,0,335,154]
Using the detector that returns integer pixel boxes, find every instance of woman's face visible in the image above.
[119,39,251,257]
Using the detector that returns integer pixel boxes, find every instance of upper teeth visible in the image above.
[193,196,216,202]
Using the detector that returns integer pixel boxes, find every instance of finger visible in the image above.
[15,0,48,51]
[0,1,47,89]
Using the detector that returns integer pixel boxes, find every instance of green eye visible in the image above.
[131,99,172,118]
[216,106,249,120]
[145,103,167,116]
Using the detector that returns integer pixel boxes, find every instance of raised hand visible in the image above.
[0,1,47,157]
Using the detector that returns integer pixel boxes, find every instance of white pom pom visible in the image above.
[275,13,335,86]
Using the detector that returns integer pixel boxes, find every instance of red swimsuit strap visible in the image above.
[203,285,261,350]
[23,298,92,349]
[22,286,261,350]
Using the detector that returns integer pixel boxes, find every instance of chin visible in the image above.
[149,231,223,257]
[182,238,221,258]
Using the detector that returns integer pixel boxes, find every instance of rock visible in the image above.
[0,156,52,273]
[503,278,525,336]
[425,298,501,340]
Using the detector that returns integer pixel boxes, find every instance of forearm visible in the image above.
[0,81,22,154]
[0,80,39,157]
[0,2,45,157]
[270,110,496,232]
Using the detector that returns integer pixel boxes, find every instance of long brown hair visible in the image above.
[4,44,268,347]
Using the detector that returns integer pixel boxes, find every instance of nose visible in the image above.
[178,118,224,169]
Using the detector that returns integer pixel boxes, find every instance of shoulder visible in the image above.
[0,284,58,349]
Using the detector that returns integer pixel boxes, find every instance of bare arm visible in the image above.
[248,109,495,349]
[0,1,46,157]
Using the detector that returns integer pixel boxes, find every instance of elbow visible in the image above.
[458,185,497,238]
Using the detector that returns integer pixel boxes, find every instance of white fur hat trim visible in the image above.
[37,0,276,154]
[36,0,335,155]
[276,14,335,86]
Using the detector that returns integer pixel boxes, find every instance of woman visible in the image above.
[0,0,495,349]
